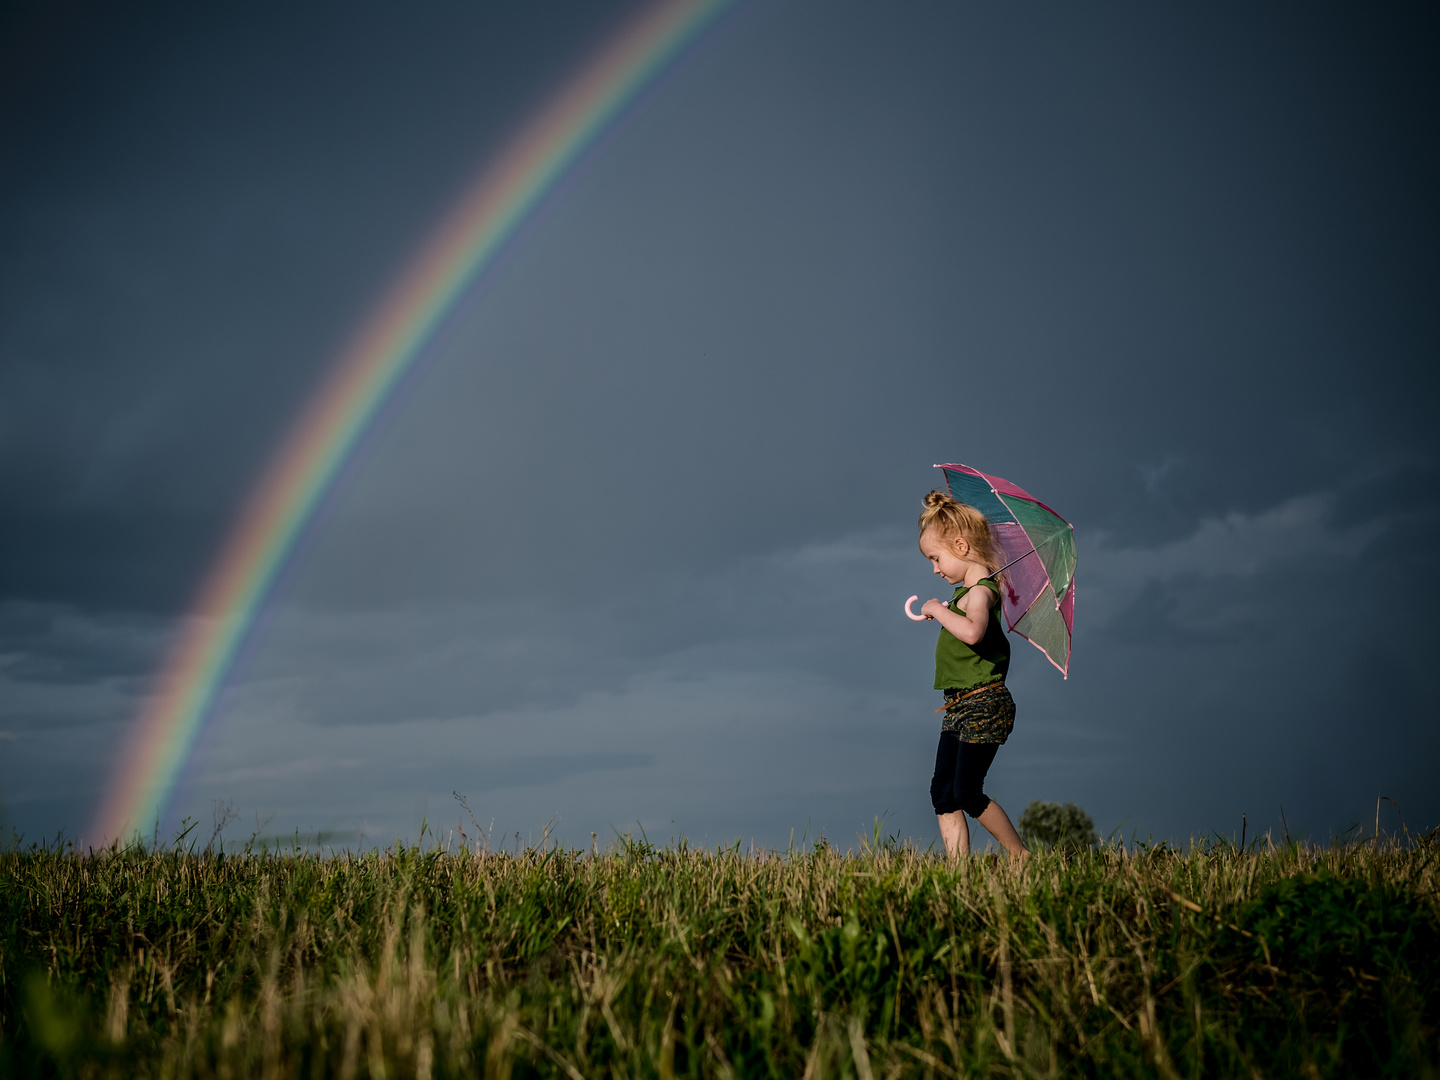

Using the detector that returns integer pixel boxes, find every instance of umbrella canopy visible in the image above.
[936,463,1076,677]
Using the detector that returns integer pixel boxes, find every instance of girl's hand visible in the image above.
[924,589,992,645]
[920,598,948,621]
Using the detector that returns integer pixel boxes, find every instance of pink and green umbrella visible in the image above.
[933,463,1075,677]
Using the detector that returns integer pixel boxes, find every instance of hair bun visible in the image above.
[922,489,953,510]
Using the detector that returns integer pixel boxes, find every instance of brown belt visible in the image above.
[935,681,1005,713]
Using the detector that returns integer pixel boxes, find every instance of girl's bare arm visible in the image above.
[920,589,991,645]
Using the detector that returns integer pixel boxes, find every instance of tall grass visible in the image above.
[1,828,1436,1077]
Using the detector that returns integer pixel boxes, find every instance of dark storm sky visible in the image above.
[1,1,1436,851]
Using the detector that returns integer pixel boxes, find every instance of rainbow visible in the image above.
[91,0,733,844]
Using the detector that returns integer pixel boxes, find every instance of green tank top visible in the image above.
[933,578,1010,691]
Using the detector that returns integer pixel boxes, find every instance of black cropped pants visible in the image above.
[930,734,999,818]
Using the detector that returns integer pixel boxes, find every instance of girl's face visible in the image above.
[919,529,975,584]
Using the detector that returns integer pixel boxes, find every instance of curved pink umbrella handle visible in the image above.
[905,595,928,621]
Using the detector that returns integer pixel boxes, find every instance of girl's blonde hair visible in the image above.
[918,490,1006,576]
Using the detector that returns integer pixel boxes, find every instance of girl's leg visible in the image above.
[936,809,971,857]
[977,801,1028,860]
[931,734,969,857]
[954,741,1029,860]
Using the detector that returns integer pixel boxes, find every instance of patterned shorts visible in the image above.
[940,682,1015,744]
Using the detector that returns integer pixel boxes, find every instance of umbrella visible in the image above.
[908,463,1076,677]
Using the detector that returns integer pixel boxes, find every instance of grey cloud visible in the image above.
[1080,490,1389,634]
[0,602,167,685]
[1104,581,1238,649]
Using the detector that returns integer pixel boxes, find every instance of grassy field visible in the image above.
[1,827,1436,1078]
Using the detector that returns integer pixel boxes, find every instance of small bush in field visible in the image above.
[1018,799,1099,851]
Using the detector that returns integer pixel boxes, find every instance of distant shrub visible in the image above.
[1019,800,1099,852]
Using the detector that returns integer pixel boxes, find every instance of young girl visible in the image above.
[917,490,1028,859]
